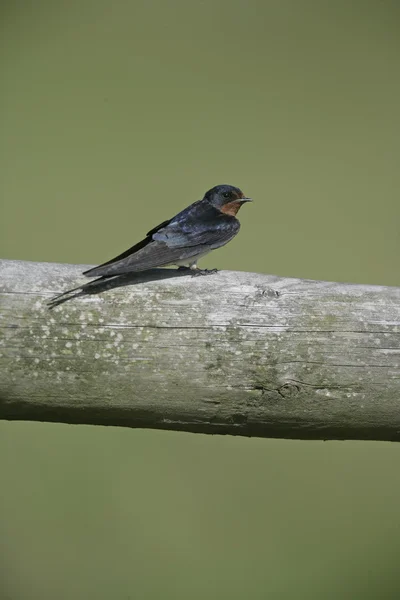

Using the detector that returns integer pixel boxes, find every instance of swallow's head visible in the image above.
[204,184,252,216]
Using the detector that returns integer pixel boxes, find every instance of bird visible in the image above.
[48,184,251,304]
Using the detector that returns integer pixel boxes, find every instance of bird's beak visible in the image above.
[240,197,252,203]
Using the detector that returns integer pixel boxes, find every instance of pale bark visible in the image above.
[1,259,399,441]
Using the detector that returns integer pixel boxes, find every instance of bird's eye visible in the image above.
[222,192,231,199]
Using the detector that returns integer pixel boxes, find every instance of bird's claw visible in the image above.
[191,268,218,277]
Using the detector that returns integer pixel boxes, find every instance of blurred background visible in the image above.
[1,1,400,598]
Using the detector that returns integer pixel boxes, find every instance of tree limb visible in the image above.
[1,259,399,441]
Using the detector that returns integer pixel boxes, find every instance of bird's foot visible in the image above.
[191,268,218,277]
[176,266,218,276]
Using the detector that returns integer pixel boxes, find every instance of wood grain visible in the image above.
[1,259,399,441]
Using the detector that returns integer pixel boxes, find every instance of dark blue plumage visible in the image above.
[82,184,251,278]
[48,185,252,306]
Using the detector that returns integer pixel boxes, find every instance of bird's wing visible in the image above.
[83,216,239,278]
[82,219,172,277]
[152,217,239,249]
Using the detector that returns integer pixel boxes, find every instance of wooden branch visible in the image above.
[1,259,399,441]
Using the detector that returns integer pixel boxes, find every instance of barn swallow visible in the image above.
[49,184,251,303]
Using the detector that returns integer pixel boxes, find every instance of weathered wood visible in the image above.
[0,259,399,441]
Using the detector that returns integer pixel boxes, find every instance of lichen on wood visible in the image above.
[1,259,399,441]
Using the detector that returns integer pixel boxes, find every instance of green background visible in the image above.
[1,1,400,598]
